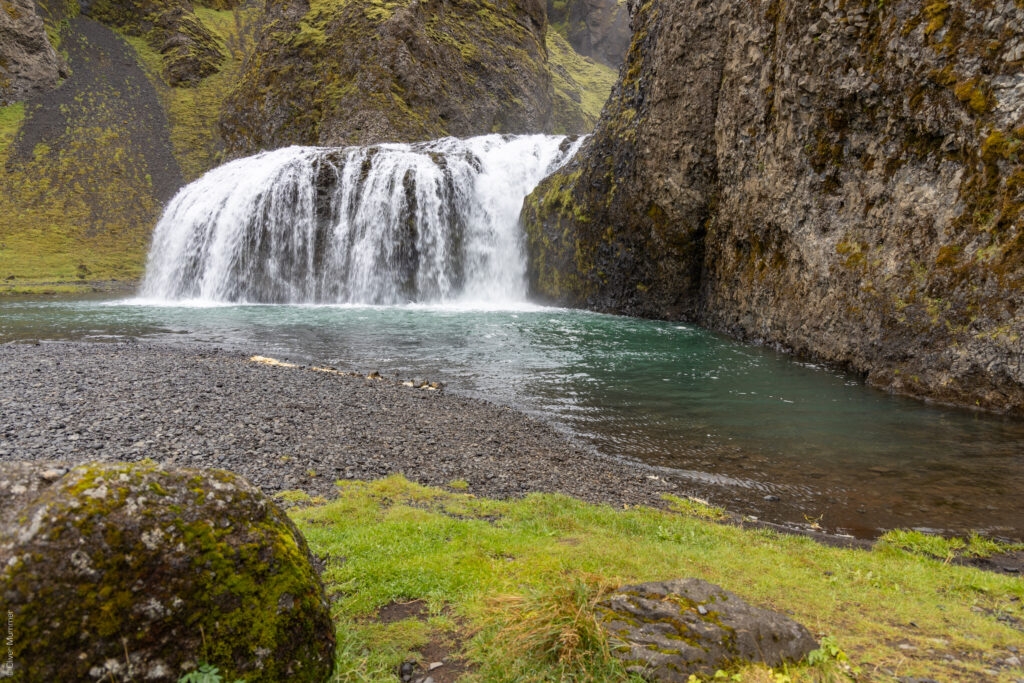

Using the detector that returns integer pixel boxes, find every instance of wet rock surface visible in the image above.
[0,342,676,507]
[598,578,818,681]
[0,460,335,682]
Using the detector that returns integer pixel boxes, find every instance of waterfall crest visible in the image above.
[141,135,584,304]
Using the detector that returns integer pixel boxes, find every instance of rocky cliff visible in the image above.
[548,0,629,67]
[524,0,1024,414]
[0,0,66,105]
[81,0,235,86]
[218,0,607,153]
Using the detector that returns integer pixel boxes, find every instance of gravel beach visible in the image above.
[0,341,676,506]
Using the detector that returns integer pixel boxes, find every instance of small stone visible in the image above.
[763,495,780,502]
[428,661,443,670]
[40,468,68,481]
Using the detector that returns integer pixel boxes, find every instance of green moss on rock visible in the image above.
[85,0,227,86]
[0,462,335,682]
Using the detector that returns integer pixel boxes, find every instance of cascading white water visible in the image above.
[141,134,584,304]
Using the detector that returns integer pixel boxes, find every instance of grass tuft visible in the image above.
[662,492,729,521]
[482,574,620,680]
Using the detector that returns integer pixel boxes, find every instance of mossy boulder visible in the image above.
[598,578,817,681]
[0,461,335,682]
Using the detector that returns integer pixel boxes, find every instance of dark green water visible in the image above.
[2,295,1023,539]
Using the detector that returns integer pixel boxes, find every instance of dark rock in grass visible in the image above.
[0,462,334,682]
[598,578,817,681]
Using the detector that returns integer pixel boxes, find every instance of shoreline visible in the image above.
[0,340,676,508]
[2,340,1023,574]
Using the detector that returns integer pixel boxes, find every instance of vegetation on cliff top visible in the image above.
[288,476,1024,682]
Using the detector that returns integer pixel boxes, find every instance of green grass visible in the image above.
[0,283,100,296]
[879,529,1024,563]
[0,102,26,154]
[547,28,617,125]
[292,476,1024,682]
[661,492,729,521]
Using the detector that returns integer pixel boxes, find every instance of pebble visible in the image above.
[0,343,674,509]
[763,495,780,502]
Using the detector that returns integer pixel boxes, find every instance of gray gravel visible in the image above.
[0,341,677,506]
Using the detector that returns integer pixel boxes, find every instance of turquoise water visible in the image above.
[2,295,1023,538]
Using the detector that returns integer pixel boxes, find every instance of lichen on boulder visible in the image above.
[0,461,335,682]
[598,578,817,681]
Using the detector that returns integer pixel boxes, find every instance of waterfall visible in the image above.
[141,134,584,304]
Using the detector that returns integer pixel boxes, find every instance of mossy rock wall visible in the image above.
[218,0,596,153]
[0,10,182,286]
[523,0,1024,414]
[0,1,259,288]
[81,0,228,85]
[0,462,335,682]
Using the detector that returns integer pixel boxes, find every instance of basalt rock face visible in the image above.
[0,462,335,682]
[219,0,591,153]
[0,0,66,105]
[549,0,629,67]
[524,0,1024,415]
